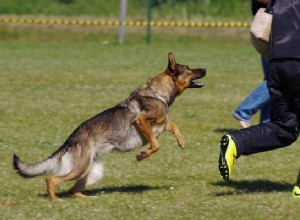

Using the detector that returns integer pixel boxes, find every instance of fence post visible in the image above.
[118,0,127,44]
[146,0,152,44]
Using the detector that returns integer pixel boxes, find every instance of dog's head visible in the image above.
[166,52,206,95]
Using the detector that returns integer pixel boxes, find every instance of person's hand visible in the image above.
[257,0,271,4]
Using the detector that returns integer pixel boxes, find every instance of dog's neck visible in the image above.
[146,72,181,107]
[147,84,178,108]
[146,86,170,107]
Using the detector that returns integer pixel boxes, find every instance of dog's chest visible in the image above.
[152,122,166,137]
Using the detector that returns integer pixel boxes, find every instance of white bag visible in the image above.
[250,8,273,57]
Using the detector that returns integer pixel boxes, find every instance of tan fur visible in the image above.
[13,52,206,200]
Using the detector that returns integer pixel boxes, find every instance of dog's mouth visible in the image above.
[190,76,204,88]
[190,78,204,88]
[189,68,206,88]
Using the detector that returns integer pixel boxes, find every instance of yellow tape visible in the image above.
[0,17,250,28]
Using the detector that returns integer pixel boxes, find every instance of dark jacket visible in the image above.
[252,0,266,15]
[270,0,300,59]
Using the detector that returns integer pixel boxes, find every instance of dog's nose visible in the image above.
[201,68,206,76]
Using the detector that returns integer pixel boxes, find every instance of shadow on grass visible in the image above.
[214,128,237,133]
[85,184,165,195]
[211,180,293,196]
[40,184,166,199]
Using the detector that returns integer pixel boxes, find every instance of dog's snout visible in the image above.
[201,68,206,76]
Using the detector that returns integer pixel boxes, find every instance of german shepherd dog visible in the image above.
[13,52,206,200]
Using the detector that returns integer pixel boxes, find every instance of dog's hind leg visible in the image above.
[68,160,104,198]
[165,122,185,149]
[46,154,93,201]
[68,177,90,198]
[46,171,83,201]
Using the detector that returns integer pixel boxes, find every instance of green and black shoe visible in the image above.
[218,135,237,181]
[292,186,300,198]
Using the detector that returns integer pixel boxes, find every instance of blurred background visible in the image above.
[0,0,252,44]
[0,0,250,20]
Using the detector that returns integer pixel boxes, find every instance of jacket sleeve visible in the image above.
[270,0,300,59]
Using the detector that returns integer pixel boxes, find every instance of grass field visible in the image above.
[0,25,300,219]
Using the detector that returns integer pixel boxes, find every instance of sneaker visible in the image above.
[218,135,237,181]
[292,186,300,198]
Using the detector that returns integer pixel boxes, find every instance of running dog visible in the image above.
[13,52,206,200]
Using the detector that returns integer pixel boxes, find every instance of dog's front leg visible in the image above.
[134,112,160,161]
[165,122,185,149]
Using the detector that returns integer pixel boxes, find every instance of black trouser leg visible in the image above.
[296,169,300,186]
[229,60,300,156]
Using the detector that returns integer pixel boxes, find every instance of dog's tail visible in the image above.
[13,152,61,178]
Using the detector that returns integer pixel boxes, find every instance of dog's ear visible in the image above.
[167,52,177,75]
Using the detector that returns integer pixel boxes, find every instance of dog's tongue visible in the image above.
[192,80,204,88]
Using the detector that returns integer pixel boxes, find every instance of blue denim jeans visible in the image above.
[233,57,271,124]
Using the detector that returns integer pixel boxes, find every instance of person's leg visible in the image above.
[233,56,271,127]
[260,101,271,123]
[233,81,270,127]
[286,60,300,197]
[292,168,300,198]
[232,60,299,155]
[261,56,269,80]
[260,56,271,123]
[219,60,300,181]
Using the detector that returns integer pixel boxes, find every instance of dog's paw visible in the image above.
[178,139,185,149]
[136,151,147,161]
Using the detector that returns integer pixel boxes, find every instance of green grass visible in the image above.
[0,26,300,219]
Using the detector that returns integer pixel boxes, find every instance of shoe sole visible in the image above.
[218,135,230,181]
